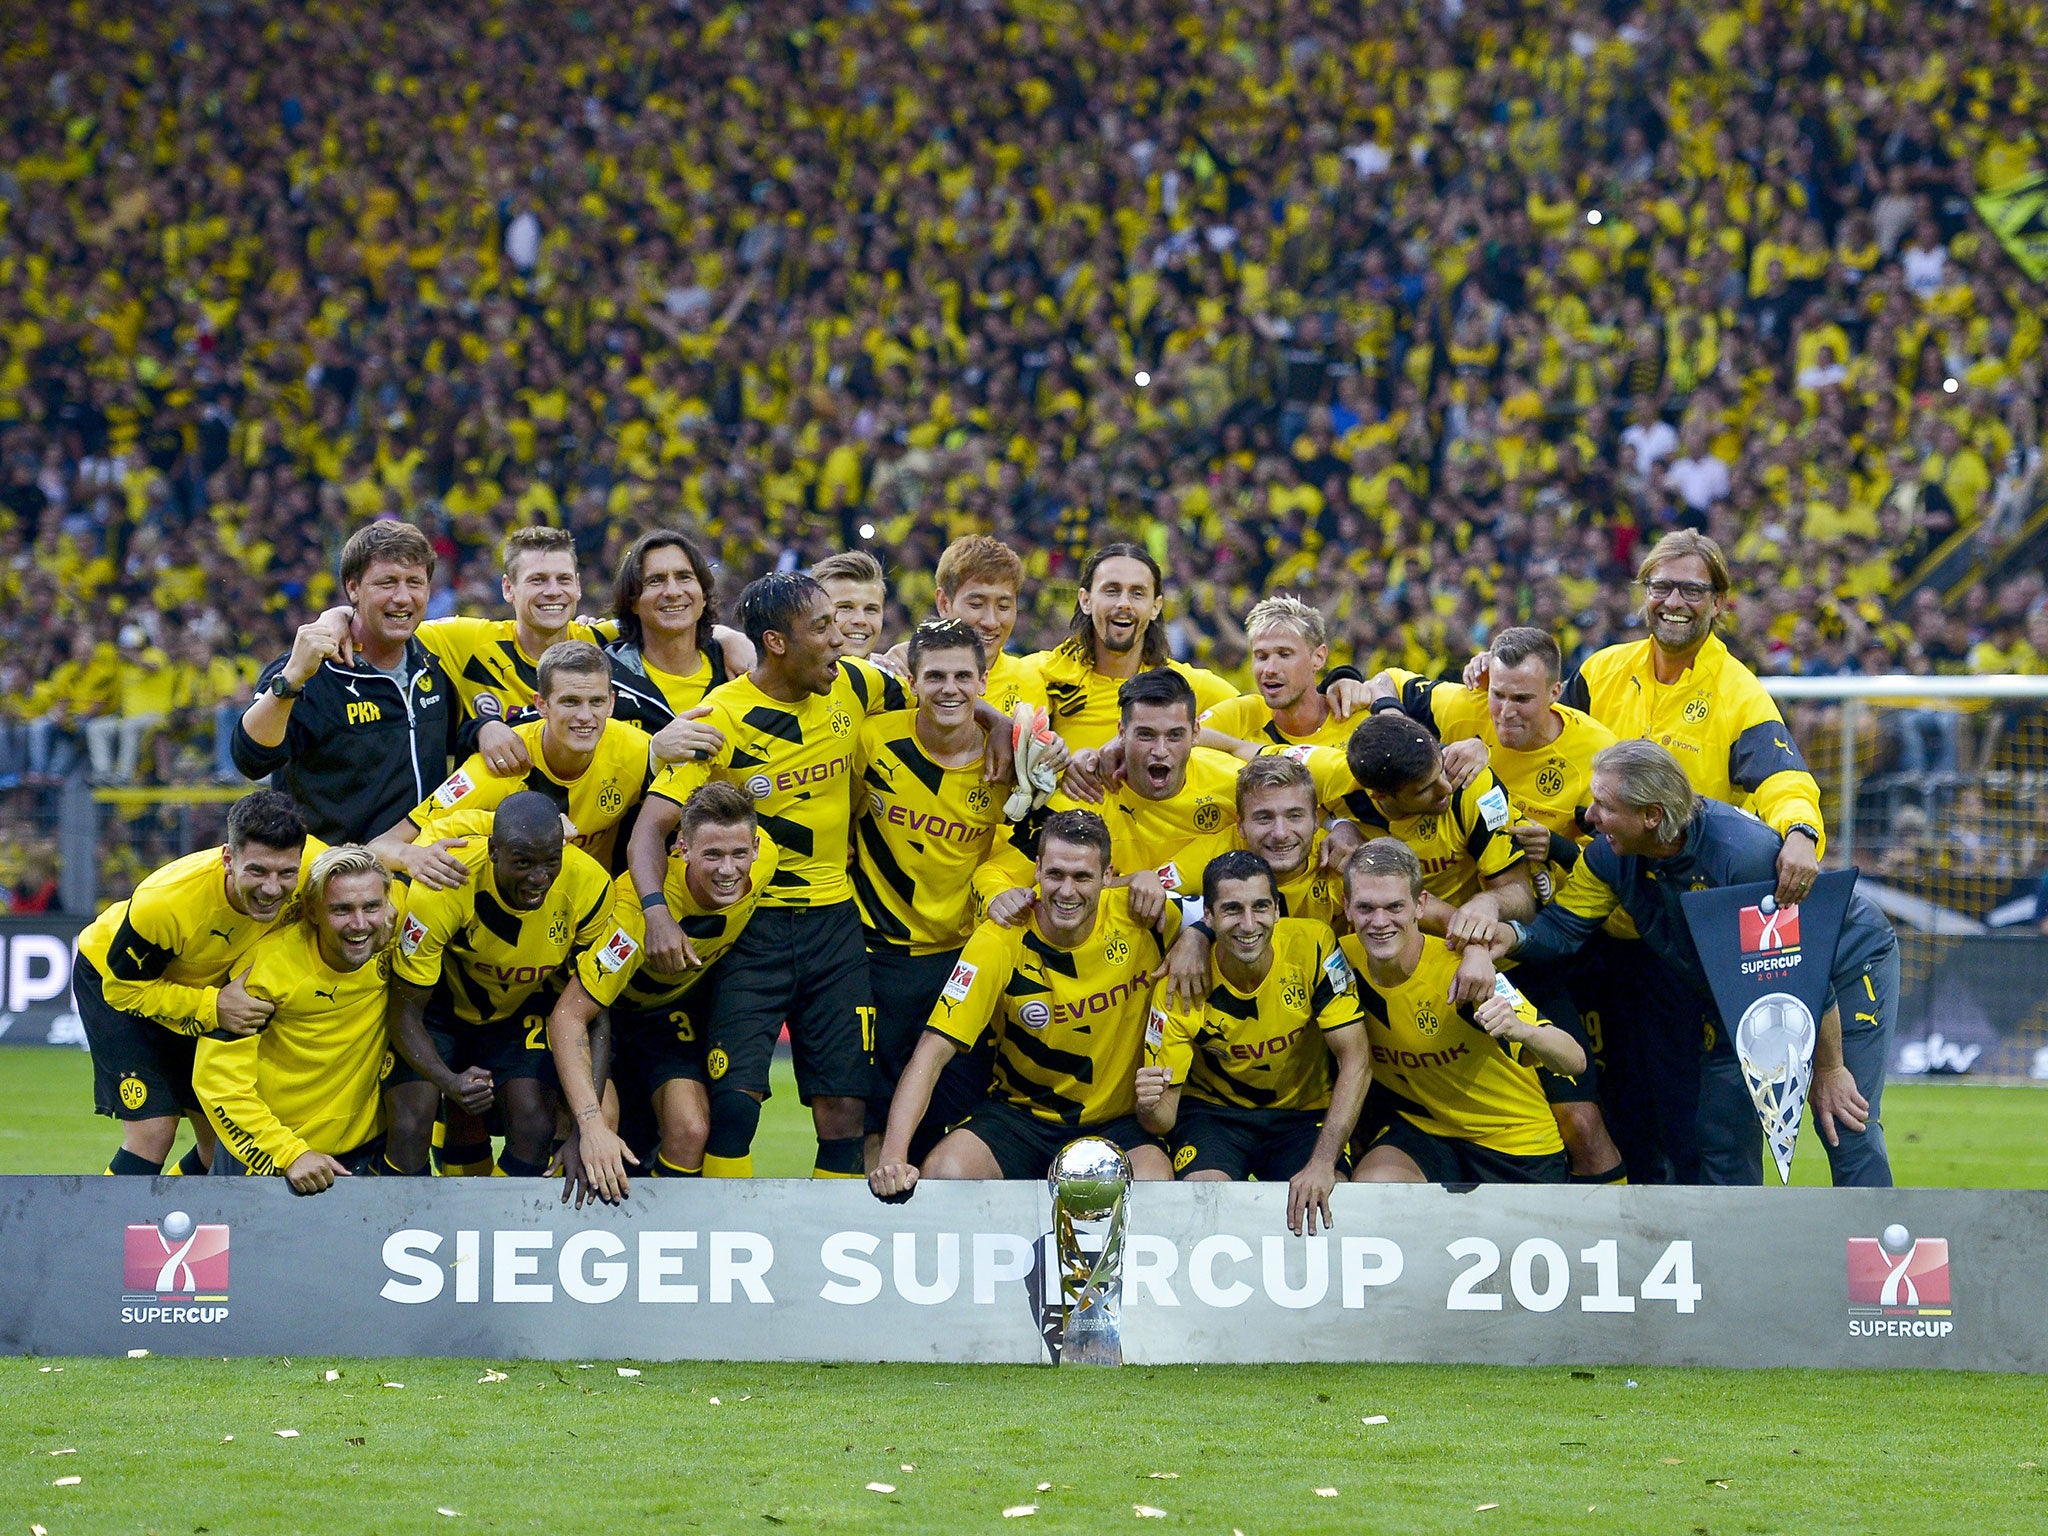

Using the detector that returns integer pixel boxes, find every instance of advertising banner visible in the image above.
[1,1178,2039,1372]
[0,917,86,1047]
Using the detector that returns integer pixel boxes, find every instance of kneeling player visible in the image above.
[196,847,399,1192]
[1341,839,1583,1184]
[869,811,1176,1195]
[1134,851,1369,1236]
[548,783,778,1199]
[384,792,615,1175]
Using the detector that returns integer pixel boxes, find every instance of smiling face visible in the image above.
[224,839,305,923]
[1486,655,1561,751]
[679,819,760,910]
[769,590,848,697]
[1211,874,1278,971]
[913,645,986,731]
[635,543,705,645]
[490,828,564,911]
[1585,769,1667,856]
[1237,782,1317,881]
[1640,551,1724,657]
[1344,871,1419,965]
[312,870,394,972]
[936,577,1019,661]
[821,576,887,657]
[1249,623,1326,713]
[1034,836,1106,945]
[1375,761,1452,818]
[346,557,431,651]
[504,548,582,641]
[1122,699,1195,801]
[1079,555,1162,658]
[535,664,615,757]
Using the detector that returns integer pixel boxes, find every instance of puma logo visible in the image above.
[313,985,338,1003]
[209,928,235,942]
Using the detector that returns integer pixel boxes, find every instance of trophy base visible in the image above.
[1059,1303,1123,1366]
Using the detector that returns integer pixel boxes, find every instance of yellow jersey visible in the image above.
[1147,918,1362,1112]
[1286,744,1525,906]
[984,651,1049,717]
[1199,691,1358,750]
[647,657,906,908]
[853,710,1016,954]
[1154,827,1345,928]
[1079,747,1243,877]
[1340,933,1563,1157]
[1031,642,1239,750]
[77,840,327,1035]
[195,916,396,1173]
[1562,633,1825,852]
[416,615,612,722]
[394,834,615,1027]
[409,717,654,872]
[575,838,781,1014]
[928,888,1178,1126]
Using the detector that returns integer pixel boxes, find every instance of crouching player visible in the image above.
[1134,851,1370,1236]
[383,792,614,1176]
[195,847,400,1192]
[548,783,778,1198]
[869,810,1176,1196]
[1341,839,1584,1184]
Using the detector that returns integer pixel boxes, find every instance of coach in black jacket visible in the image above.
[1492,739,1897,1189]
[232,524,468,870]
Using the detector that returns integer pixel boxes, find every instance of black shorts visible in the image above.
[211,1134,386,1177]
[385,990,559,1089]
[77,955,200,1121]
[865,946,993,1152]
[611,970,721,1100]
[950,1097,1164,1181]
[706,902,873,1103]
[1371,1116,1570,1185]
[1511,959,1599,1106]
[1171,1100,1336,1181]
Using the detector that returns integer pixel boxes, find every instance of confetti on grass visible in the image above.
[1133,1506,1168,1519]
[866,1483,897,1494]
[1002,1505,1038,1519]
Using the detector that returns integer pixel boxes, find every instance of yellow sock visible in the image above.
[703,1152,754,1178]
[811,1167,864,1179]
[654,1153,702,1177]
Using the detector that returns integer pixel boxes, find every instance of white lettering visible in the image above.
[1509,1238,1570,1313]
[379,1230,444,1304]
[819,1231,883,1305]
[559,1231,629,1304]
[1188,1234,1254,1308]
[1261,1235,1329,1310]
[637,1231,699,1303]
[893,1232,960,1305]
[972,1233,1036,1305]
[493,1231,554,1303]
[1340,1237,1404,1306]
[1446,1237,1503,1312]
[8,934,70,1013]
[712,1232,775,1304]
[454,1230,480,1304]
[1124,1234,1181,1308]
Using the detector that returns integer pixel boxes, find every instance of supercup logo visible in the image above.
[1018,1000,1053,1031]
[746,774,774,800]
[1848,1225,1954,1338]
[122,1210,230,1323]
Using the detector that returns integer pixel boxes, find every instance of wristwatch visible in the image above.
[268,673,304,700]
[1505,918,1529,953]
[1786,822,1821,845]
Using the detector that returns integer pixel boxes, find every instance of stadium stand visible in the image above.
[0,0,2043,918]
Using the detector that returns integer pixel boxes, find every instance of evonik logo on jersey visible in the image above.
[1846,1224,1952,1338]
[122,1210,231,1323]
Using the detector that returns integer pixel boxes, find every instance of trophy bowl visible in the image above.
[1048,1137,1131,1220]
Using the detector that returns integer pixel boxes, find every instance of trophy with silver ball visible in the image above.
[1048,1137,1131,1366]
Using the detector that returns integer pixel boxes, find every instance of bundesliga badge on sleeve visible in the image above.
[1681,869,1859,1183]
[1048,1137,1131,1366]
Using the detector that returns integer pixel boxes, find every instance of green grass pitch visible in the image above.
[4,1048,2047,1532]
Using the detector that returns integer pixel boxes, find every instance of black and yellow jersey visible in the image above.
[1199,692,1358,751]
[1339,932,1563,1157]
[393,834,615,1026]
[852,709,1015,954]
[983,651,1049,718]
[1147,918,1362,1111]
[606,637,730,731]
[1154,826,1345,928]
[1284,744,1524,907]
[647,657,906,909]
[1070,747,1242,877]
[416,615,613,723]
[1030,642,1239,750]
[195,916,397,1173]
[1385,670,1617,885]
[576,838,781,1013]
[408,717,654,872]
[1562,633,1826,852]
[927,888,1178,1126]
[77,840,328,1035]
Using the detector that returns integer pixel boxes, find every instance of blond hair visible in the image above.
[1244,593,1327,649]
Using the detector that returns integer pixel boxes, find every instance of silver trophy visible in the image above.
[1735,990,1817,1184]
[1048,1137,1131,1366]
